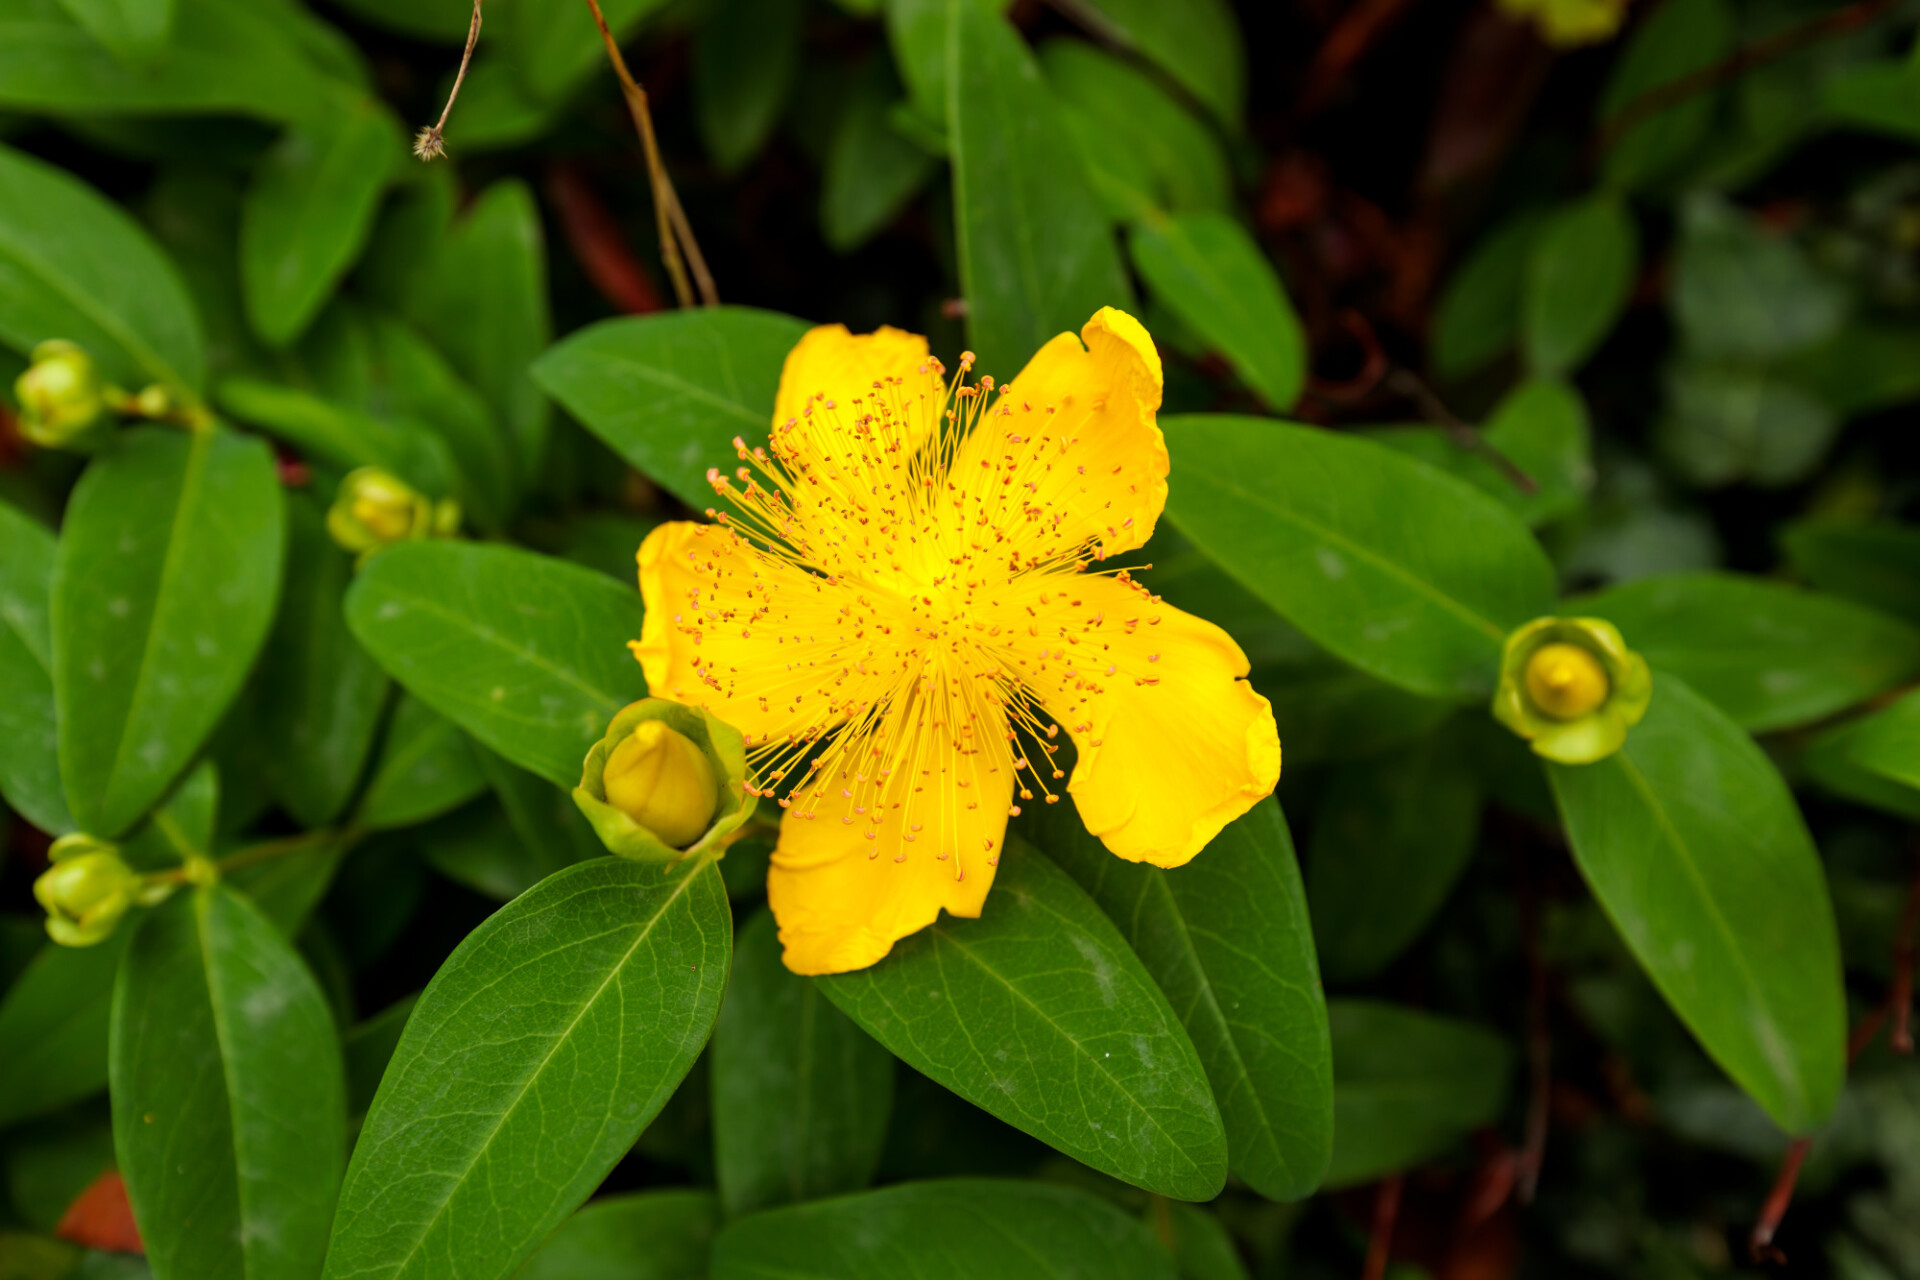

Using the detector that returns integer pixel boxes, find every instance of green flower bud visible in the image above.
[14,341,113,451]
[1492,616,1652,765]
[575,699,757,861]
[33,835,144,947]
[326,467,461,557]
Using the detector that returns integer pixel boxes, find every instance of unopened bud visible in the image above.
[575,699,757,862]
[1493,617,1651,765]
[326,467,461,557]
[33,835,143,947]
[15,341,112,450]
[603,720,719,848]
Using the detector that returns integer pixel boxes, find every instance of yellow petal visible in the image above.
[632,520,898,748]
[953,306,1167,563]
[995,571,1279,868]
[767,726,1012,975]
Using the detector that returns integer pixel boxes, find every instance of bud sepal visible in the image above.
[1492,616,1652,765]
[574,698,756,862]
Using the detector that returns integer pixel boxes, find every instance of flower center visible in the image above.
[1524,642,1610,720]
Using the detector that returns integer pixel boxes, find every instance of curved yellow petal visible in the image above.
[953,306,1167,563]
[632,520,900,748]
[767,720,1012,975]
[993,571,1278,868]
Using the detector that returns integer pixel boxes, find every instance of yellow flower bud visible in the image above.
[15,341,111,450]
[326,467,457,557]
[1524,643,1610,720]
[602,720,719,848]
[33,837,143,947]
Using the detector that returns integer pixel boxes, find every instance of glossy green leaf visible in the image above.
[1158,1202,1249,1280]
[1041,38,1231,220]
[322,856,731,1280]
[949,0,1132,379]
[1549,673,1845,1132]
[498,0,668,103]
[820,70,938,252]
[0,502,72,834]
[0,142,204,393]
[713,909,894,1215]
[1369,378,1593,528]
[1596,0,1734,190]
[53,428,285,838]
[343,994,417,1115]
[1803,715,1920,821]
[54,0,172,62]
[1254,659,1456,767]
[1847,690,1920,791]
[400,180,551,472]
[259,493,389,828]
[1309,733,1481,983]
[819,841,1227,1200]
[415,798,566,900]
[1523,194,1637,378]
[693,0,802,174]
[112,884,346,1280]
[472,744,600,876]
[1130,212,1305,410]
[1657,365,1838,489]
[518,1191,719,1280]
[710,1179,1177,1280]
[1324,999,1511,1188]
[532,307,811,510]
[354,695,484,831]
[1062,0,1243,127]
[1032,799,1333,1201]
[240,100,402,346]
[345,540,647,788]
[0,0,337,124]
[1430,210,1545,380]
[1572,573,1920,732]
[1782,521,1920,625]
[362,313,514,530]
[0,930,131,1129]
[227,838,347,939]
[1671,193,1845,360]
[1162,415,1557,700]
[215,379,455,499]
[1778,322,1920,419]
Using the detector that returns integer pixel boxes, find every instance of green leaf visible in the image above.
[0,930,131,1129]
[0,0,338,124]
[343,993,417,1115]
[1596,0,1735,191]
[710,1179,1177,1280]
[1846,690,1920,791]
[1778,323,1920,419]
[215,378,455,500]
[1671,193,1845,360]
[949,0,1133,379]
[1548,673,1845,1132]
[362,313,515,529]
[112,884,346,1280]
[1309,732,1481,983]
[54,0,172,62]
[1129,212,1306,410]
[400,180,551,472]
[227,838,347,939]
[1656,364,1838,489]
[354,695,485,831]
[532,307,811,511]
[473,744,601,877]
[1157,1202,1249,1280]
[1060,0,1244,127]
[322,857,731,1280]
[819,841,1227,1201]
[53,428,285,838]
[518,1191,720,1280]
[1803,715,1920,821]
[1040,38,1231,220]
[820,69,938,252]
[1572,573,1920,732]
[0,142,204,393]
[1522,194,1637,378]
[498,0,668,103]
[1368,378,1593,529]
[1162,415,1557,699]
[0,502,73,834]
[1324,999,1511,1189]
[1430,210,1545,381]
[713,909,894,1215]
[1032,800,1333,1201]
[240,101,401,347]
[259,493,390,828]
[693,0,802,173]
[345,541,647,788]
[1782,521,1920,626]
[1255,659,1456,767]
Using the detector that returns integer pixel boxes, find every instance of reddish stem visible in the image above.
[1362,1175,1404,1280]
[1748,1137,1811,1264]
[547,162,664,315]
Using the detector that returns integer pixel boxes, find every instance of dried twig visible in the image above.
[582,0,717,308]
[1385,368,1539,496]
[415,0,483,161]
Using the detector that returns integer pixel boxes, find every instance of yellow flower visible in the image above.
[1498,0,1629,47]
[633,308,1280,974]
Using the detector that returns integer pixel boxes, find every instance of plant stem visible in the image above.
[415,0,483,161]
